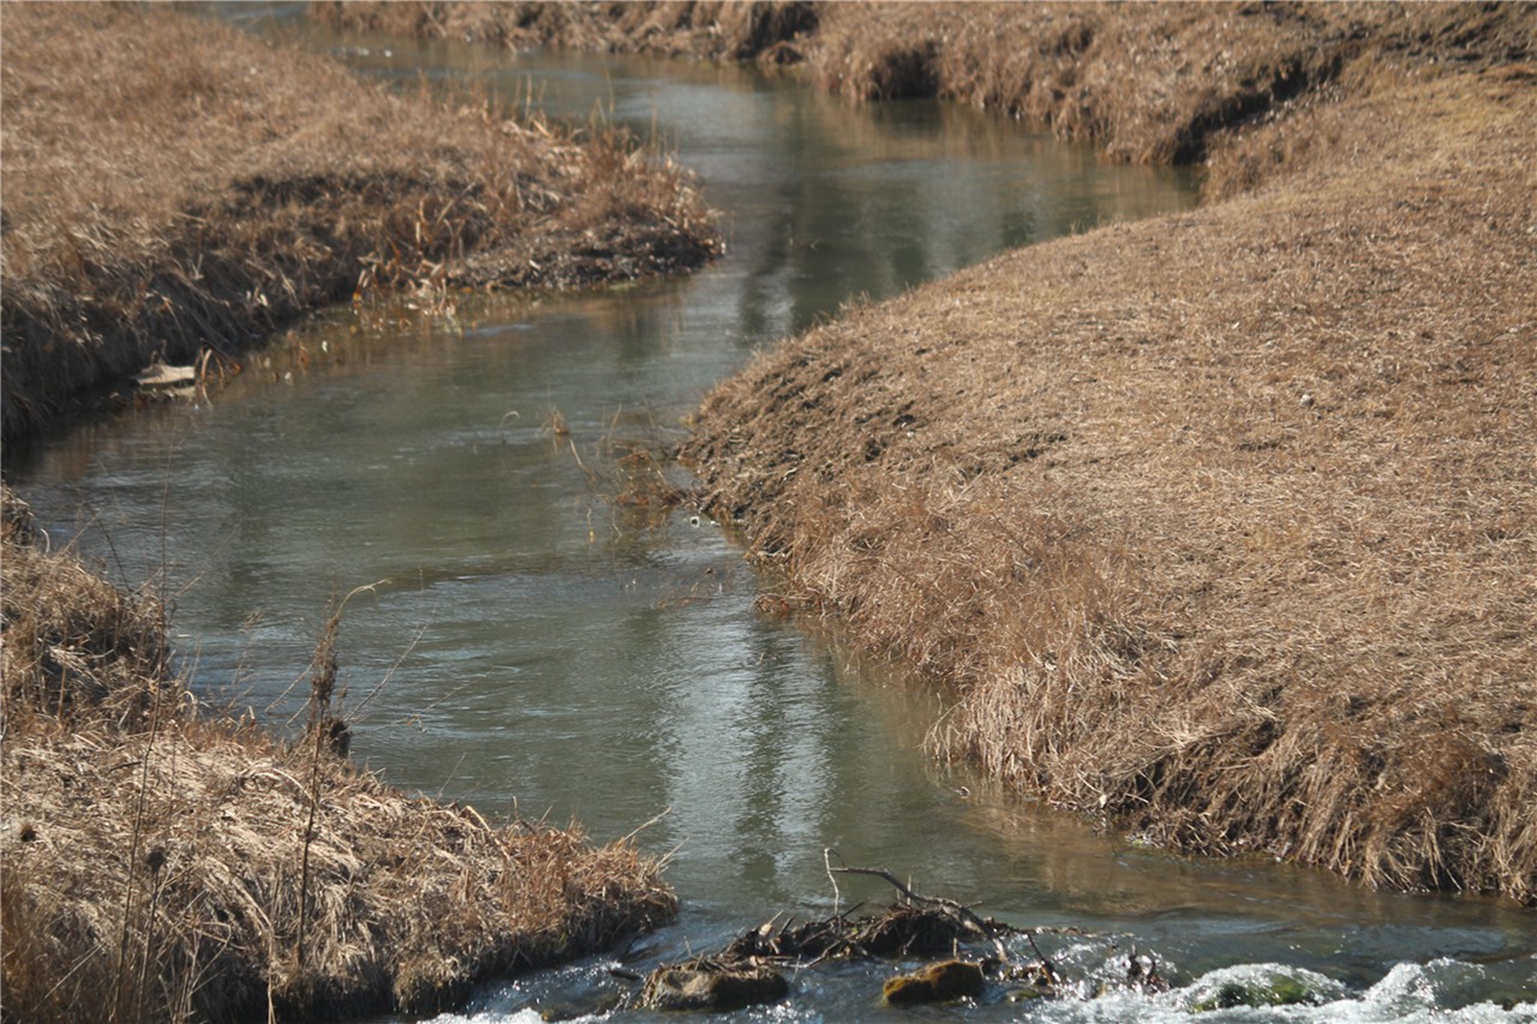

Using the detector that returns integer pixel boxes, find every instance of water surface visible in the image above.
[8,15,1532,1022]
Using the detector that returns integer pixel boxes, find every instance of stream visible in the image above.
[7,8,1533,1021]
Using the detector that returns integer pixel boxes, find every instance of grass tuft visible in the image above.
[0,486,677,1021]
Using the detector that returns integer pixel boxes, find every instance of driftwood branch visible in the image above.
[1024,930,1061,985]
[823,849,1013,965]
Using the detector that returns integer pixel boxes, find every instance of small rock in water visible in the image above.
[640,962,789,1012]
[1186,963,1343,1011]
[882,959,985,1006]
[132,362,197,389]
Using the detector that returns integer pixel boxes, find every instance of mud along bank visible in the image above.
[0,2,717,443]
[684,56,1537,905]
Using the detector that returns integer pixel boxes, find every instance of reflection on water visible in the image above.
[9,14,1533,1022]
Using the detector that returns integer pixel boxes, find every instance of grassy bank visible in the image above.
[332,4,1537,901]
[2,7,711,1013]
[1,486,676,1020]
[0,3,718,442]
[310,0,819,63]
[685,59,1537,902]
[311,2,1534,169]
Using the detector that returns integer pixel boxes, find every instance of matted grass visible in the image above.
[1,487,677,1021]
[684,64,1537,902]
[1,2,718,440]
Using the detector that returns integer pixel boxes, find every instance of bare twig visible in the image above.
[824,849,1011,965]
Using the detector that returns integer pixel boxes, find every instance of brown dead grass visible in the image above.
[684,65,1537,903]
[808,2,1536,163]
[335,1,1537,903]
[1,487,677,1021]
[311,0,819,63]
[1,2,719,441]
[317,2,1535,169]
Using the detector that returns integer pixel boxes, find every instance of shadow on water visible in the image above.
[10,8,1534,1022]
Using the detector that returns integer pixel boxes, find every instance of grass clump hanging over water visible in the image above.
[0,487,677,1021]
[0,3,719,442]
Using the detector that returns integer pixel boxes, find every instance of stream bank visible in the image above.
[320,2,1537,903]
[683,66,1537,902]
[312,2,1535,173]
[0,487,676,1021]
[0,7,717,1019]
[0,3,718,443]
[6,7,1533,1020]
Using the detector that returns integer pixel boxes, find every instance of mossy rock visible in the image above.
[1187,964,1343,1012]
[640,962,789,1012]
[882,959,985,1006]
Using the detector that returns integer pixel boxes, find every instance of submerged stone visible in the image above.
[1187,964,1344,1012]
[640,962,789,1012]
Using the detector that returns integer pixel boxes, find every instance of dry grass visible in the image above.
[311,1,819,63]
[318,3,1535,169]
[1,2,719,441]
[1,487,677,1021]
[807,2,1535,162]
[684,64,1537,903]
[341,1,1537,903]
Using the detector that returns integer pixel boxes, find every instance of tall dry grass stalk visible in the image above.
[684,62,1537,903]
[1,3,719,441]
[1,487,678,1021]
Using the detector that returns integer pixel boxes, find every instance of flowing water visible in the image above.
[7,11,1533,1022]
